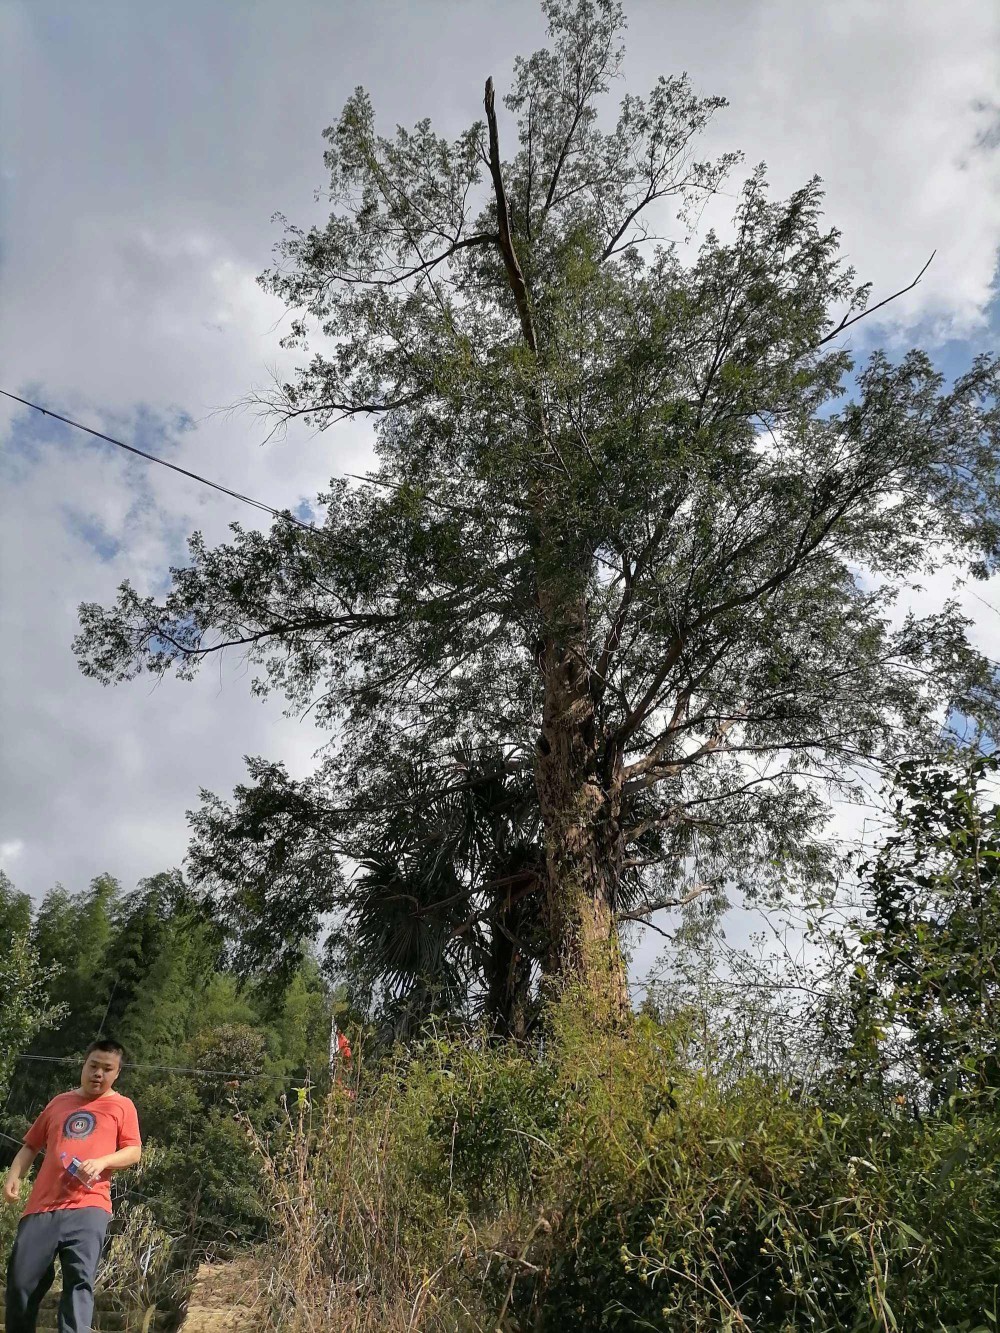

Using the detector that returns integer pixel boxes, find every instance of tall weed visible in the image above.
[249,1005,1000,1331]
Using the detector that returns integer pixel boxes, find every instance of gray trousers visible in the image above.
[5,1207,109,1333]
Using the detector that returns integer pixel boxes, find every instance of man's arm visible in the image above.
[2,1145,39,1205]
[77,1144,141,1185]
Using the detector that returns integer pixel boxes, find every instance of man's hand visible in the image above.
[77,1145,141,1185]
[3,1147,34,1206]
[76,1158,109,1186]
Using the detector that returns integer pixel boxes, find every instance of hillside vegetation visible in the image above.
[5,753,1000,1330]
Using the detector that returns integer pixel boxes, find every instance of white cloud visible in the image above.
[619,0,1000,339]
[0,841,25,869]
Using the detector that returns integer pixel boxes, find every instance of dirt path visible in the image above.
[180,1259,259,1332]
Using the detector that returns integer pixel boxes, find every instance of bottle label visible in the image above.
[60,1153,94,1189]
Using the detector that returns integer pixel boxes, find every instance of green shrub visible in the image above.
[250,1005,1000,1331]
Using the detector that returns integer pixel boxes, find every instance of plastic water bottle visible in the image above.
[59,1152,94,1190]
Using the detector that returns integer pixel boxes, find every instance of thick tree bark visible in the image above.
[534,600,630,1022]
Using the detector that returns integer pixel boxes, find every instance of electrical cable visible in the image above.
[0,389,319,536]
[14,1053,310,1082]
[6,392,1000,683]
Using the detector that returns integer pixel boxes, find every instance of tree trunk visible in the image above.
[483,910,533,1041]
[534,610,630,1022]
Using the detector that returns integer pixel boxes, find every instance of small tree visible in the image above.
[189,741,545,1037]
[852,752,1000,1102]
[77,0,1000,1016]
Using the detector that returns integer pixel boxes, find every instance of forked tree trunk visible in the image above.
[535,608,630,1022]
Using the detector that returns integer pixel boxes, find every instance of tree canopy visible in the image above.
[0,874,63,1103]
[75,0,1000,1015]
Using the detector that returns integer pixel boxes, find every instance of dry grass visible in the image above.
[231,1011,1000,1333]
[241,1071,508,1332]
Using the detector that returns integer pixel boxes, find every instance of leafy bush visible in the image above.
[251,1003,1000,1331]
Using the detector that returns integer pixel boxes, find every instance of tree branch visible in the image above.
[542,101,587,215]
[600,182,657,261]
[141,612,395,663]
[593,523,665,695]
[484,78,538,353]
[621,774,787,845]
[614,632,686,744]
[813,252,936,350]
[450,873,541,939]
[623,715,740,794]
[254,388,426,427]
[617,882,713,923]
[319,232,499,289]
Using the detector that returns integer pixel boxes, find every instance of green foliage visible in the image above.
[257,1005,1000,1331]
[0,1192,24,1277]
[18,1,1000,1325]
[94,1143,193,1316]
[0,872,32,937]
[188,743,544,1038]
[847,752,1000,1105]
[1,868,335,1261]
[0,874,64,1103]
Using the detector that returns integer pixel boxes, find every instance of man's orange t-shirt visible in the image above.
[21,1090,142,1216]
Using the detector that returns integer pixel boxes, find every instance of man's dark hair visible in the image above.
[84,1038,126,1066]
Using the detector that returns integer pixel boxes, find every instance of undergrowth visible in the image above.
[248,998,1000,1332]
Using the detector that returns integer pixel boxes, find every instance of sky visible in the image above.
[1,0,999,978]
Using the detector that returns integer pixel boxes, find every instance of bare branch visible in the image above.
[484,78,538,353]
[814,252,936,350]
[623,715,740,794]
[617,882,713,923]
[328,232,499,289]
[250,388,425,429]
[600,182,657,261]
[542,100,588,215]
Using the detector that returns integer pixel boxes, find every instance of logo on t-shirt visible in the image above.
[62,1110,96,1140]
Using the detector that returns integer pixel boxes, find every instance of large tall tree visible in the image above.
[76,0,1000,1015]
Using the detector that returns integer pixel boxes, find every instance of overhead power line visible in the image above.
[14,1053,312,1082]
[6,393,1000,687]
[0,388,319,535]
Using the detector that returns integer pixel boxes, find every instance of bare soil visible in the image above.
[180,1259,259,1332]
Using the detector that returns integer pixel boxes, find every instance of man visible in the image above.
[2,1039,142,1333]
